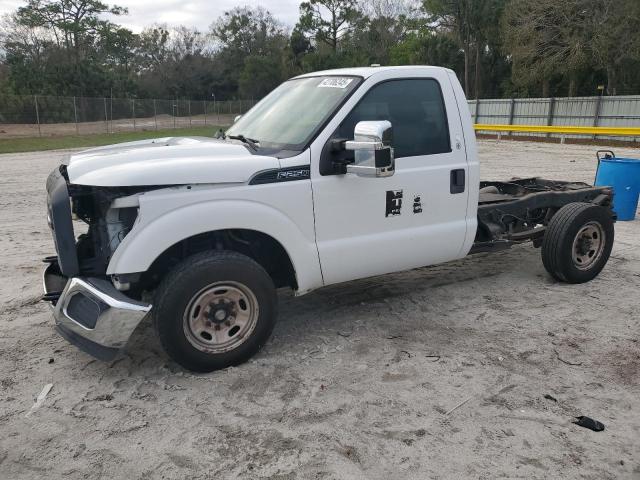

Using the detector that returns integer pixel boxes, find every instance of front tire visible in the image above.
[541,202,614,283]
[152,251,277,372]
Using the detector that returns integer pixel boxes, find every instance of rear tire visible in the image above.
[541,202,614,283]
[152,250,277,372]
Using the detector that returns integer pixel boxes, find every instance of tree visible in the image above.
[503,0,592,97]
[471,0,505,98]
[16,0,127,57]
[588,0,640,95]
[2,0,133,96]
[136,25,217,99]
[0,13,52,93]
[286,26,314,74]
[212,6,285,57]
[1,0,639,101]
[424,0,505,98]
[239,55,284,98]
[423,0,474,96]
[351,0,417,65]
[211,7,287,98]
[390,30,463,71]
[298,0,361,52]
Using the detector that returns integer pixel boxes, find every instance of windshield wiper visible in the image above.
[227,134,260,151]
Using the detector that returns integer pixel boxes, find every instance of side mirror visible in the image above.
[234,114,242,123]
[344,120,394,178]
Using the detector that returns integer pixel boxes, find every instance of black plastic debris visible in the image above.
[573,416,605,432]
[544,394,557,402]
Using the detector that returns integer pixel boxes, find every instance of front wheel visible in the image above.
[152,251,277,372]
[541,202,614,283]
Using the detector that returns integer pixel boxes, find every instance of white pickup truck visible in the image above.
[43,66,616,371]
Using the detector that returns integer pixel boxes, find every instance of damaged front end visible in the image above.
[43,165,152,360]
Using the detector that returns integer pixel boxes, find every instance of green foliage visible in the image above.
[16,0,127,49]
[2,0,132,96]
[298,0,361,51]
[211,6,288,99]
[390,31,462,69]
[0,0,639,100]
[587,0,640,95]
[503,0,640,96]
[239,55,285,99]
[212,6,285,56]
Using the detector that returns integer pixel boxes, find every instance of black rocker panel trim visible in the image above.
[249,165,311,185]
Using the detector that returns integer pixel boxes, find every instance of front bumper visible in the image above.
[43,260,151,361]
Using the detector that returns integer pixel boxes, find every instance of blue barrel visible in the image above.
[594,152,640,221]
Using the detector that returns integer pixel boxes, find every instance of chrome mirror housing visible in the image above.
[345,120,394,178]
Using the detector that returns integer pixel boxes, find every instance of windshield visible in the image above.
[225,75,361,152]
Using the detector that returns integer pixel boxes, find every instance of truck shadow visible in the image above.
[120,244,544,373]
[280,245,542,315]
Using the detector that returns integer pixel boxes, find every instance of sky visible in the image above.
[0,0,302,32]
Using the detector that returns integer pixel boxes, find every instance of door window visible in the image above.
[337,79,451,158]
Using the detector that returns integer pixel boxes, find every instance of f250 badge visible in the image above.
[385,190,403,217]
[277,169,310,180]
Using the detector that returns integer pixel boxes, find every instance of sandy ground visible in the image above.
[0,140,639,479]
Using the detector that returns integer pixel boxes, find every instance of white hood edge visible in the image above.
[66,136,280,187]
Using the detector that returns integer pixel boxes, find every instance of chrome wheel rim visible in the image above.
[571,221,605,270]
[183,281,259,354]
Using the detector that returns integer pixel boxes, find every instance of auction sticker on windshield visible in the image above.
[318,78,354,88]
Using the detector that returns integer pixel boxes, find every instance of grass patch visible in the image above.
[0,126,223,154]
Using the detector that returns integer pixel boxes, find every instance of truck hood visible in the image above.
[65,136,280,187]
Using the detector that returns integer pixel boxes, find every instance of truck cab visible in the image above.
[43,66,615,371]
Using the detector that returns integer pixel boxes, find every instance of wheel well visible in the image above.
[139,229,297,293]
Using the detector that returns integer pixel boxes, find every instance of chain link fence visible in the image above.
[0,95,258,138]
[2,93,640,141]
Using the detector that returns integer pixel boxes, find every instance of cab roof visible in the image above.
[294,65,451,80]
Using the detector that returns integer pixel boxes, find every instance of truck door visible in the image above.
[310,70,470,286]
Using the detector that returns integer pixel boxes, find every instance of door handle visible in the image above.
[450,169,465,194]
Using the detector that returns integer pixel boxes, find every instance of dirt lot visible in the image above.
[1,140,639,479]
[0,114,235,138]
